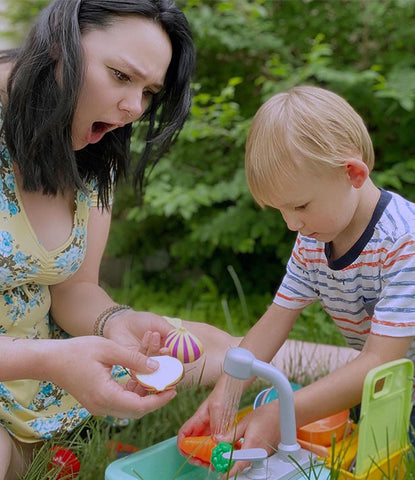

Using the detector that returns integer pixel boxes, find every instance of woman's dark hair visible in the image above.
[0,0,195,208]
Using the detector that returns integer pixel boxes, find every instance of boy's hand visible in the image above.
[103,310,173,354]
[216,402,281,477]
[139,330,170,356]
[177,375,232,465]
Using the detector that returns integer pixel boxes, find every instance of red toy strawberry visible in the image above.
[48,446,80,479]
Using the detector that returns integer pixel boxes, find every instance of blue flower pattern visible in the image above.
[28,407,90,439]
[0,103,97,440]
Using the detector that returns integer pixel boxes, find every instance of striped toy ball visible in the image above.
[253,383,302,409]
[165,328,204,363]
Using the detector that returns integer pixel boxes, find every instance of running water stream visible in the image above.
[213,376,244,438]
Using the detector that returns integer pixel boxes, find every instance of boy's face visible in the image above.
[266,165,362,245]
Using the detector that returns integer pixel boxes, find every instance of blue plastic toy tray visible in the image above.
[105,436,210,480]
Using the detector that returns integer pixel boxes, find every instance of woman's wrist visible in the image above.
[93,304,132,337]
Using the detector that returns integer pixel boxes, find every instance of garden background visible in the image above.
[2,0,415,477]
[2,0,415,341]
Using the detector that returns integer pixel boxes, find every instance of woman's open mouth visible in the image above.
[87,122,115,144]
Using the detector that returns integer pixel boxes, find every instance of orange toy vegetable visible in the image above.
[180,435,241,464]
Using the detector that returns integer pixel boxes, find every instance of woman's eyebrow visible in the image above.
[116,57,164,90]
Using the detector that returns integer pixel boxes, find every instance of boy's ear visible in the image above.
[344,158,369,188]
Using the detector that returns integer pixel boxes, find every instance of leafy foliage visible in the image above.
[3,0,415,301]
[3,4,415,476]
[111,0,415,296]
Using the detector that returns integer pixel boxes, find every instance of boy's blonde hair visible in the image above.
[245,85,375,207]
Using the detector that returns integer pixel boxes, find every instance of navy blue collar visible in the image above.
[325,188,392,271]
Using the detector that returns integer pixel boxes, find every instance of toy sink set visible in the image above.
[106,348,413,480]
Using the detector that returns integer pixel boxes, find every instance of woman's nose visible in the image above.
[119,91,146,121]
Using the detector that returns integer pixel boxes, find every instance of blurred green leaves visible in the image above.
[4,0,415,295]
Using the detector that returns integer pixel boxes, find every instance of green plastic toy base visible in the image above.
[355,358,413,476]
[105,436,210,480]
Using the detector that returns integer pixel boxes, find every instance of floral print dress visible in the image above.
[0,106,96,442]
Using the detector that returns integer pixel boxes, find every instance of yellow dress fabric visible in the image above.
[0,107,98,442]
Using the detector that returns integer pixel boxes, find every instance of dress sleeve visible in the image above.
[87,180,114,208]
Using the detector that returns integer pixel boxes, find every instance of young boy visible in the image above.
[178,85,415,475]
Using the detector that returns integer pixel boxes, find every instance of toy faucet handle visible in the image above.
[223,448,268,480]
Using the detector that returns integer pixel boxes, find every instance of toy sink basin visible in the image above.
[106,434,332,480]
[105,436,210,480]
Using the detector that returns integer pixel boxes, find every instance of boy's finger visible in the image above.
[113,346,160,374]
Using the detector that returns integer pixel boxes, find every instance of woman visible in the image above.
[0,1,235,477]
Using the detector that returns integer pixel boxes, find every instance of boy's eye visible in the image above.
[295,203,308,211]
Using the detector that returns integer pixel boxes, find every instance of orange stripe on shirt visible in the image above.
[297,246,325,255]
[275,292,310,304]
[360,247,389,256]
[383,252,415,270]
[338,325,371,335]
[384,240,415,262]
[292,251,307,268]
[372,317,415,328]
[331,314,371,326]
[293,251,326,268]
[343,260,380,270]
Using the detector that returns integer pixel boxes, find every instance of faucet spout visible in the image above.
[223,347,301,456]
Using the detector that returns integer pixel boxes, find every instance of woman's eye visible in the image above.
[143,89,155,98]
[111,68,131,82]
[295,204,308,211]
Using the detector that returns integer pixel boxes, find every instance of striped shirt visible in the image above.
[274,189,415,362]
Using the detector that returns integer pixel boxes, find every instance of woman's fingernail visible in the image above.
[147,358,159,369]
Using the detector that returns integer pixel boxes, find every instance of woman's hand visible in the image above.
[47,336,176,419]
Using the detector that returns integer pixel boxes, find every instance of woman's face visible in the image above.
[71,15,172,150]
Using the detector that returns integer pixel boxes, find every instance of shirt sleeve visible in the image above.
[371,233,415,337]
[274,236,320,310]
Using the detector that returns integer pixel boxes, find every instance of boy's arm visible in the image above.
[293,332,414,428]
[177,302,301,449]
[239,302,301,362]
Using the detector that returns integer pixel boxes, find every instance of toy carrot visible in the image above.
[180,436,217,463]
[180,435,241,464]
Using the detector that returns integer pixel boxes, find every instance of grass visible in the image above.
[21,283,415,479]
[23,381,264,479]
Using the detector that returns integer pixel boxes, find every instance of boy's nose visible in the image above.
[282,212,304,232]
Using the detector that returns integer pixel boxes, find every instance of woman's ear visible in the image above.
[345,158,369,188]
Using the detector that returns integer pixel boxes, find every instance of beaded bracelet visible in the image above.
[93,304,132,336]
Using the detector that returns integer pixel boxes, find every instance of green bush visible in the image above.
[4,0,415,311]
[109,0,415,297]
